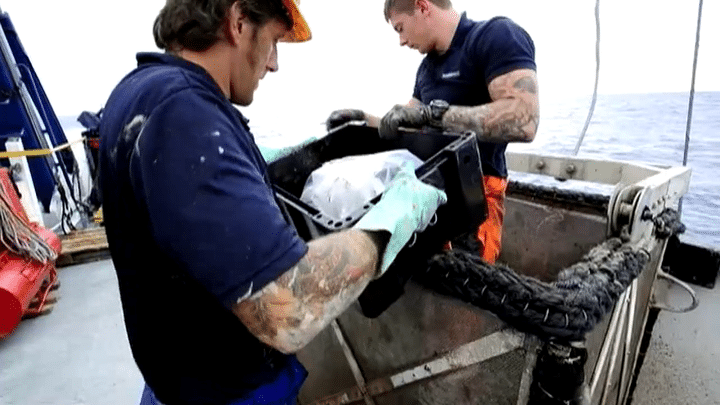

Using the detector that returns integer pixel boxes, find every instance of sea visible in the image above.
[508,91,719,250]
[59,91,719,250]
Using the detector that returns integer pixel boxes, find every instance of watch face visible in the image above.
[433,100,449,109]
[430,100,449,121]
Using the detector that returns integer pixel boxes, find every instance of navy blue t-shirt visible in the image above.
[413,14,536,177]
[99,53,308,405]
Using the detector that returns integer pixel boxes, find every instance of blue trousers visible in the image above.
[139,357,306,405]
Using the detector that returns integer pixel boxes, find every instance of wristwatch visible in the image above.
[428,99,450,129]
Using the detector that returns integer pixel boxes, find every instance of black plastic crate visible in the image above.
[268,124,488,317]
[268,123,487,244]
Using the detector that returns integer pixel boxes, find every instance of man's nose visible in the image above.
[399,35,408,47]
[267,45,279,73]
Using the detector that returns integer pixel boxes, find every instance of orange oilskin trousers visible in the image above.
[445,176,507,264]
[445,176,508,263]
[476,175,508,264]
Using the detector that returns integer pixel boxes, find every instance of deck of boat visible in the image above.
[0,258,718,404]
[0,260,143,404]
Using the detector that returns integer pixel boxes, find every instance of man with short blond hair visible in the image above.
[99,0,445,404]
[328,0,539,265]
[384,0,452,20]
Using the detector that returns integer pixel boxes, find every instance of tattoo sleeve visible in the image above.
[442,68,540,143]
[232,229,380,353]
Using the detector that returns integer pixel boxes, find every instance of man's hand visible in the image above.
[379,104,430,139]
[354,163,447,275]
[326,109,366,132]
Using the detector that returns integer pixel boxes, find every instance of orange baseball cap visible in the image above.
[280,0,312,42]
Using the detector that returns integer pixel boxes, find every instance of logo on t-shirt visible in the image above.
[441,71,461,80]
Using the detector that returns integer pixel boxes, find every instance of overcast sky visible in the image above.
[1,0,718,122]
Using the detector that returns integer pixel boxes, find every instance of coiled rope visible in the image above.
[413,209,685,342]
[0,187,57,263]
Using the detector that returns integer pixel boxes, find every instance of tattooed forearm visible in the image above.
[233,228,380,353]
[442,68,539,143]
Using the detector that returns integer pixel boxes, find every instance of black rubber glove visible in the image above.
[379,104,430,140]
[325,109,366,132]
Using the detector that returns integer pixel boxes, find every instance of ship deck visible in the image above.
[0,258,718,404]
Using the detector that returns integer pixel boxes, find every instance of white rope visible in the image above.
[0,191,57,263]
[573,0,601,156]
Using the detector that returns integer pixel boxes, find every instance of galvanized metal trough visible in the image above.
[268,124,693,405]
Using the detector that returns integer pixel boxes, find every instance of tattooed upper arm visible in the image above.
[441,68,539,143]
[232,228,379,353]
[487,68,538,101]
[485,68,540,141]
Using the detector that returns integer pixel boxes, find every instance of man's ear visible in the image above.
[416,0,430,15]
[225,1,246,45]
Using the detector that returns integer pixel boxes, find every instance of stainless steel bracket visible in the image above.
[651,267,700,313]
[608,166,691,243]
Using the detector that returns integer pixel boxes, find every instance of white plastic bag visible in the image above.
[300,149,424,221]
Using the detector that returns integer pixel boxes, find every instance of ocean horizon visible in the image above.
[59,91,719,250]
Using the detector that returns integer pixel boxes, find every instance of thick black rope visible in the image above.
[507,180,610,213]
[650,208,687,239]
[413,208,685,342]
[415,237,648,342]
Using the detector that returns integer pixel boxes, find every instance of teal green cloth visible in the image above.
[354,163,447,276]
[257,136,317,163]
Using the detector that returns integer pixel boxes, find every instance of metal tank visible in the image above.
[269,126,693,405]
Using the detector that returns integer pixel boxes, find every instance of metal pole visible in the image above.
[0,11,54,162]
[573,0,601,156]
[330,320,375,405]
[679,0,704,215]
[1,7,82,229]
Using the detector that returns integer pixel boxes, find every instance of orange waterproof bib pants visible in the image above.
[476,175,508,264]
[443,175,506,263]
